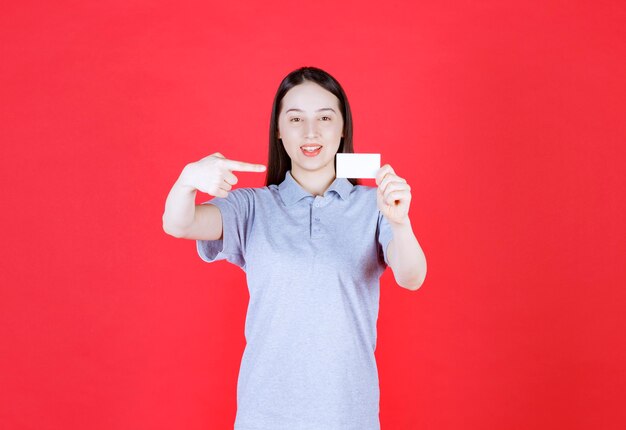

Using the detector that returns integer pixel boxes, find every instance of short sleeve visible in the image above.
[377,211,394,269]
[196,188,253,270]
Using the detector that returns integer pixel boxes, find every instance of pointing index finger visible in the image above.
[223,158,267,172]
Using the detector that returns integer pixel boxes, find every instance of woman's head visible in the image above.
[266,66,357,187]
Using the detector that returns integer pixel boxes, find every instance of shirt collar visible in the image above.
[278,170,353,206]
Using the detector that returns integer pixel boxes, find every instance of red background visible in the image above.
[1,1,625,429]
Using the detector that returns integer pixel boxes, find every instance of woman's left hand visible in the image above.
[376,164,411,226]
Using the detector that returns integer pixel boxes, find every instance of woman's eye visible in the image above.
[290,118,301,122]
[321,116,331,121]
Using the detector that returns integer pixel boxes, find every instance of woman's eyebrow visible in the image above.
[285,108,337,114]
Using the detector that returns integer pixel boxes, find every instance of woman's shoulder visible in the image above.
[345,184,380,210]
[351,183,378,199]
[225,185,274,201]
[229,183,375,203]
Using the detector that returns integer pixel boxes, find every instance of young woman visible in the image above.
[162,66,426,429]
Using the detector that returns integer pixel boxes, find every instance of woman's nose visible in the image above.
[305,120,319,138]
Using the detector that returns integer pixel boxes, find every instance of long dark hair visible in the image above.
[265,66,359,187]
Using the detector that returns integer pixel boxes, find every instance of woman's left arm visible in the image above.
[376,164,427,291]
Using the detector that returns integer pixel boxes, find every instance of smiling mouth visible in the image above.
[301,144,322,151]
[301,145,323,156]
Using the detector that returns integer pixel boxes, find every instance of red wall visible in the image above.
[1,1,625,429]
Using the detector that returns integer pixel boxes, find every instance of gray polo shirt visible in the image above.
[197,169,393,430]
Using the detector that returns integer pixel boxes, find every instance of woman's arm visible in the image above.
[162,164,223,240]
[387,220,427,291]
[376,163,427,290]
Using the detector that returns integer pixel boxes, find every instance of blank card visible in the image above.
[336,153,381,178]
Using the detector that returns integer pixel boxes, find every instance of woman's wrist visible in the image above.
[177,163,197,193]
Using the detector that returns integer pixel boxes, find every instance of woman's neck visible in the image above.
[290,165,336,197]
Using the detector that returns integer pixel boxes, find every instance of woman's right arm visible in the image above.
[162,152,266,240]
[162,168,224,240]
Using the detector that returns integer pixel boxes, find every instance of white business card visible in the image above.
[336,153,381,178]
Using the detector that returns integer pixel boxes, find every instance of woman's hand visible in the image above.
[375,164,412,226]
[179,152,266,198]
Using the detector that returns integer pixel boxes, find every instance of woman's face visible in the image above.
[277,81,344,175]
